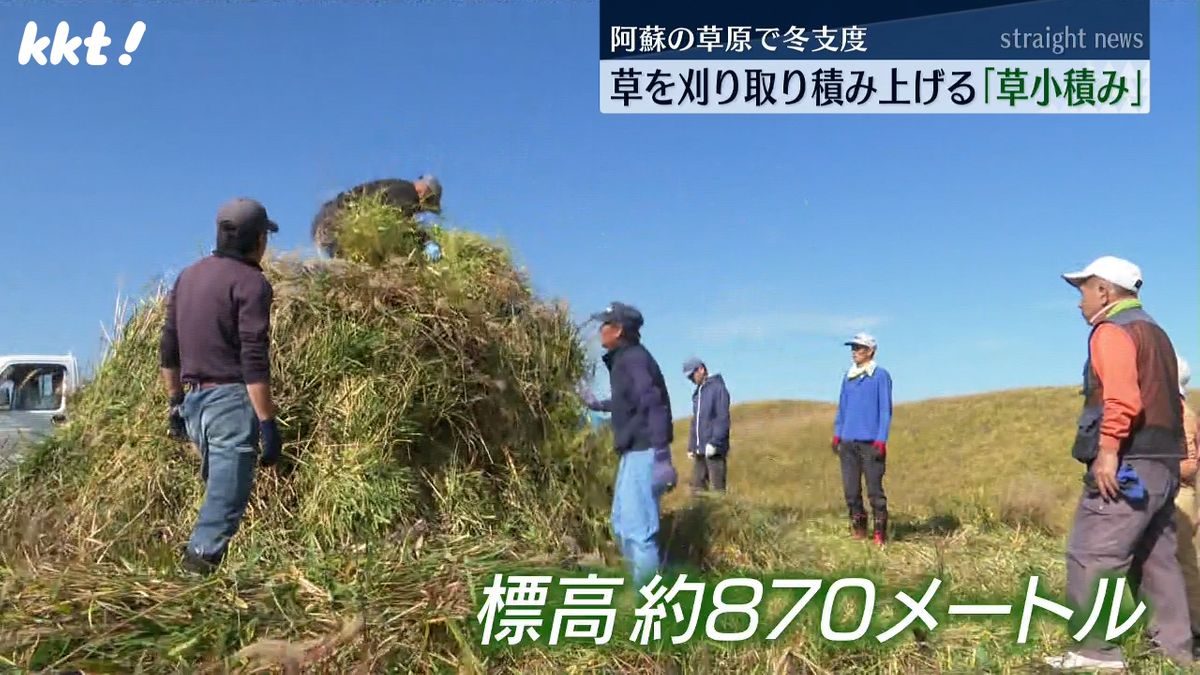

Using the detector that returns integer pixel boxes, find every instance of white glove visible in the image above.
[704,443,717,458]
[575,382,599,410]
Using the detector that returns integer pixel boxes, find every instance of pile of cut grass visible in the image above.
[322,189,433,267]
[0,203,620,672]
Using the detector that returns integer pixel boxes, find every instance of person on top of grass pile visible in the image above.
[580,302,677,586]
[1173,356,1200,642]
[831,332,893,546]
[1045,256,1191,671]
[682,357,731,495]
[159,197,284,576]
[311,174,443,258]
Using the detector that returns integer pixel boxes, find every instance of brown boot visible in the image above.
[851,514,868,540]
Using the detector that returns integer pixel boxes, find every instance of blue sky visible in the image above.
[1,2,1195,413]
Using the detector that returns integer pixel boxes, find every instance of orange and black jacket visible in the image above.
[1075,301,1184,463]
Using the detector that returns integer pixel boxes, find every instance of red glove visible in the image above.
[831,436,841,453]
[873,441,887,459]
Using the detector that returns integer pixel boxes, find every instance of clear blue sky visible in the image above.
[2,2,1196,413]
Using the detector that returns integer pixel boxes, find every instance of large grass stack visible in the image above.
[0,200,617,672]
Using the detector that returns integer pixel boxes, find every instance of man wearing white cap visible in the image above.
[831,332,893,545]
[1046,256,1191,670]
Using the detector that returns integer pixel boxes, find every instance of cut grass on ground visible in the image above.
[4,387,1192,673]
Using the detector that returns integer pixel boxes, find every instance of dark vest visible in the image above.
[1071,306,1183,464]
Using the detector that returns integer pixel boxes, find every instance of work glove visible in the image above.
[704,443,718,458]
[831,436,841,454]
[1083,461,1146,502]
[873,441,887,459]
[167,392,188,442]
[652,448,677,495]
[423,241,443,262]
[259,418,282,468]
[415,211,442,227]
[576,383,601,411]
[1116,463,1146,501]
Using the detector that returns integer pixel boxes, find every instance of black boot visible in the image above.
[179,545,220,576]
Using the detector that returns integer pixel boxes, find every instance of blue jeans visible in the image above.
[612,447,675,586]
[180,384,259,562]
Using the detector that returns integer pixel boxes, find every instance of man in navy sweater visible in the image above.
[580,302,677,585]
[684,357,731,494]
[832,332,894,545]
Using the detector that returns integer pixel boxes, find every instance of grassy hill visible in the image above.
[4,375,1197,672]
[664,387,1097,533]
[642,388,1200,673]
[1,200,1194,673]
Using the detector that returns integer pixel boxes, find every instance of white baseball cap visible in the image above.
[1062,256,1143,293]
[844,332,877,349]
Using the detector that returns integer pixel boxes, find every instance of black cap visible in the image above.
[589,301,644,333]
[216,197,279,234]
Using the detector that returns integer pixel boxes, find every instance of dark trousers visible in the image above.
[1066,458,1193,665]
[838,441,887,522]
[690,453,727,493]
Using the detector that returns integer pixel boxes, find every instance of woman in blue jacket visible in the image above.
[832,332,893,545]
[582,302,677,585]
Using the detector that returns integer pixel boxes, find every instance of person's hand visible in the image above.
[575,382,599,410]
[1092,449,1120,500]
[259,418,282,468]
[167,393,187,442]
[873,441,887,459]
[1183,459,1199,486]
[831,436,841,454]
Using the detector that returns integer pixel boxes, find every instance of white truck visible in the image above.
[0,354,80,468]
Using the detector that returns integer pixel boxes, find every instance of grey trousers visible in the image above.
[838,441,886,519]
[1066,458,1193,665]
[690,453,727,493]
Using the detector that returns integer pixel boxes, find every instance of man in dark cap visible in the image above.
[311,174,443,258]
[159,197,284,575]
[580,301,676,585]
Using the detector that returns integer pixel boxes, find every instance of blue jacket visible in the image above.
[688,374,731,456]
[833,366,893,443]
[594,341,674,454]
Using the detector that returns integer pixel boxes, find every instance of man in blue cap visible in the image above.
[580,301,676,586]
[683,357,731,494]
